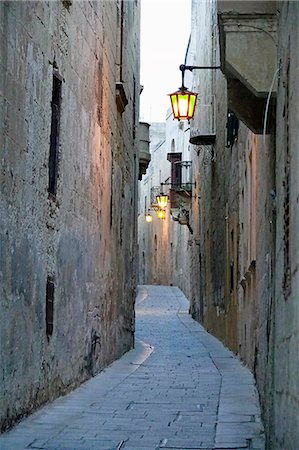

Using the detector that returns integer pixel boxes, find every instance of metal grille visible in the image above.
[174,161,192,192]
[150,186,161,208]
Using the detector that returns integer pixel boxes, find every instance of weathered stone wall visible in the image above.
[188,0,299,448]
[190,0,267,435]
[188,0,240,350]
[0,0,140,431]
[270,2,299,448]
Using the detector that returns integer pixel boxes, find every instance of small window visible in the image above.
[230,229,235,293]
[283,57,291,298]
[133,75,136,139]
[230,263,234,293]
[48,71,62,197]
[46,276,55,337]
[167,152,182,188]
[226,111,239,148]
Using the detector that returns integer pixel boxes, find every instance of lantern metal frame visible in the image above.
[156,194,169,209]
[169,87,197,121]
[169,64,221,121]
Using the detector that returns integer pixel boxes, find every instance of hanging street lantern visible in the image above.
[145,212,153,223]
[156,209,166,220]
[169,87,197,121]
[168,64,220,121]
[156,194,168,209]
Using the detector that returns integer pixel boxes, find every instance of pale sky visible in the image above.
[140,0,192,123]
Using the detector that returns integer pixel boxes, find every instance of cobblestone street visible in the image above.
[0,286,265,450]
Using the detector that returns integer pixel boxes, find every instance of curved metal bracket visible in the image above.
[179,64,221,89]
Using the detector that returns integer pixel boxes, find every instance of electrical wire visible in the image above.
[262,66,280,146]
[184,34,191,65]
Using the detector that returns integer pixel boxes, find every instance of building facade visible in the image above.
[138,118,193,294]
[0,0,141,430]
[138,1,298,448]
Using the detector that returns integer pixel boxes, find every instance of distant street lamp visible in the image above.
[145,212,153,223]
[156,209,166,220]
[156,194,168,209]
[169,64,220,121]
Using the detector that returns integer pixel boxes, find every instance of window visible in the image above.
[167,152,182,188]
[46,276,54,337]
[226,110,239,148]
[230,230,234,293]
[48,71,62,197]
[283,56,291,298]
[133,75,136,139]
[167,152,182,208]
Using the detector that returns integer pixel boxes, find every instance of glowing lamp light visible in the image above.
[156,209,166,220]
[168,64,220,121]
[156,194,168,209]
[169,87,197,121]
[145,213,153,223]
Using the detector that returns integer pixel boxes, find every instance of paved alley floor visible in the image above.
[0,286,265,450]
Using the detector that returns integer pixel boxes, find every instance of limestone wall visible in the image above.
[188,1,299,448]
[0,0,140,430]
[270,2,299,447]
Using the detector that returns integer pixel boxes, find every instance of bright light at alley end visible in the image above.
[157,209,166,220]
[169,87,198,121]
[156,194,168,209]
[145,213,153,223]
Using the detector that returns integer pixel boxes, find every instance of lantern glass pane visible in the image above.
[188,94,197,118]
[169,89,198,120]
[171,94,179,117]
[157,195,168,209]
[178,94,189,118]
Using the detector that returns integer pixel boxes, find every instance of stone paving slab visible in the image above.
[0,285,265,450]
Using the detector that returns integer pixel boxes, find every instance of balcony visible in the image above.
[138,122,151,180]
[217,0,277,133]
[162,160,193,209]
[190,96,216,145]
[150,186,161,210]
[174,161,192,194]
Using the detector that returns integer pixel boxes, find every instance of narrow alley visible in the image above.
[0,286,264,450]
[1,1,298,448]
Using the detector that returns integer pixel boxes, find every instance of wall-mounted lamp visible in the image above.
[145,212,153,223]
[156,209,166,220]
[169,87,197,121]
[168,64,220,121]
[156,194,168,209]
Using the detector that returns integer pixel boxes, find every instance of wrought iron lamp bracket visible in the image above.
[179,64,221,88]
